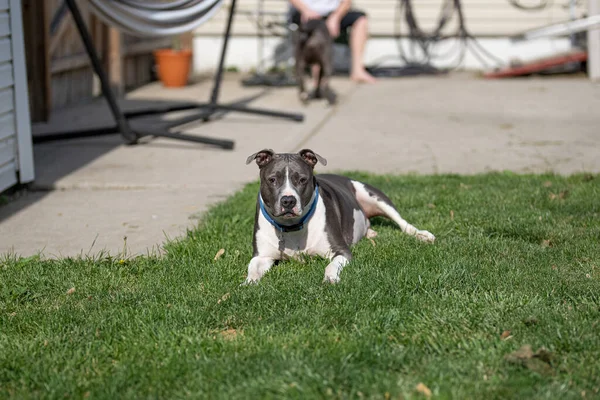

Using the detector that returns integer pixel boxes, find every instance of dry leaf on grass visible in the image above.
[543,181,553,187]
[214,248,225,261]
[501,330,512,340]
[415,382,432,397]
[533,347,553,363]
[549,191,568,201]
[219,328,242,340]
[523,317,538,326]
[217,292,230,304]
[505,344,533,361]
[66,287,76,295]
[541,239,552,248]
[427,203,436,209]
[450,210,454,220]
[460,183,471,189]
[505,345,554,376]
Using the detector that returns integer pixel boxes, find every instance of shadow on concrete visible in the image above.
[0,90,271,225]
[0,191,47,231]
[32,91,270,139]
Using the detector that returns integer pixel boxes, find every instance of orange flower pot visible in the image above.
[153,49,192,88]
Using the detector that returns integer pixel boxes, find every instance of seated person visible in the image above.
[289,0,376,84]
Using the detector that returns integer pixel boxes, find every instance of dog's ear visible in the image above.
[299,149,327,168]
[246,149,275,168]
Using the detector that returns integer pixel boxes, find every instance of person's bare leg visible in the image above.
[350,16,376,83]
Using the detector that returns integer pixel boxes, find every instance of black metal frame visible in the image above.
[40,0,305,150]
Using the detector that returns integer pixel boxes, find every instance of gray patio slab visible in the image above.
[300,74,600,175]
[0,187,223,258]
[1,72,599,259]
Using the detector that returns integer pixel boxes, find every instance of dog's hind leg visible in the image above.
[318,59,337,105]
[314,63,324,99]
[322,47,337,105]
[321,64,337,105]
[351,181,435,243]
[295,54,309,104]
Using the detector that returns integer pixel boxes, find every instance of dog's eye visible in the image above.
[299,177,308,185]
[268,177,277,185]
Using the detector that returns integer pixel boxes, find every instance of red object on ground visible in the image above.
[483,51,588,79]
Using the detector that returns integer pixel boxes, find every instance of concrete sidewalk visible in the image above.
[1,72,599,258]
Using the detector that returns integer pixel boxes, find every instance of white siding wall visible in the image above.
[193,0,586,37]
[0,0,17,193]
[0,0,34,194]
[191,0,586,73]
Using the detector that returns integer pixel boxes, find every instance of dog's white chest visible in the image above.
[255,197,332,260]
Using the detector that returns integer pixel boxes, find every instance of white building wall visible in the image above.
[0,0,34,194]
[191,0,585,73]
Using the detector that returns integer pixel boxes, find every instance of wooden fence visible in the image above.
[21,0,172,123]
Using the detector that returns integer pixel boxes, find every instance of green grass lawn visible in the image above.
[1,172,599,399]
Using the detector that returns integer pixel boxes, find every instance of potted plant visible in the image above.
[153,34,193,88]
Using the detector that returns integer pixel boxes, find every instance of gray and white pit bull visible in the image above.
[244,149,436,284]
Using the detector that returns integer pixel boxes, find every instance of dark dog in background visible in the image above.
[294,19,337,106]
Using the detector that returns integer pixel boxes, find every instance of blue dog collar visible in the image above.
[259,185,320,233]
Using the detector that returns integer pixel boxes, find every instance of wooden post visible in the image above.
[21,0,51,122]
[180,31,194,51]
[90,14,104,96]
[589,0,600,81]
[180,31,194,78]
[105,26,123,96]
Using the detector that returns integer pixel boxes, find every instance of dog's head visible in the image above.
[296,18,330,46]
[246,149,327,220]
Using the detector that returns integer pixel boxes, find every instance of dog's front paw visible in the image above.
[241,277,259,286]
[323,264,342,284]
[325,89,337,106]
[299,91,310,105]
[416,230,436,243]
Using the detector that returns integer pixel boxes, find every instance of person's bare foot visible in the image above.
[351,68,377,84]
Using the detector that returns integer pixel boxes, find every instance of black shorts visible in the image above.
[290,8,366,33]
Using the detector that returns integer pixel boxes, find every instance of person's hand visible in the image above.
[326,14,340,38]
[301,8,322,23]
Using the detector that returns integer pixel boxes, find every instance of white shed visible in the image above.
[0,0,34,193]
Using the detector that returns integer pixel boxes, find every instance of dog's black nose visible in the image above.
[280,196,297,209]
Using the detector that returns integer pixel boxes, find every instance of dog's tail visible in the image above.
[352,181,435,243]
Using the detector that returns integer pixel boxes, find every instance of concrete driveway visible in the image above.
[1,72,599,258]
